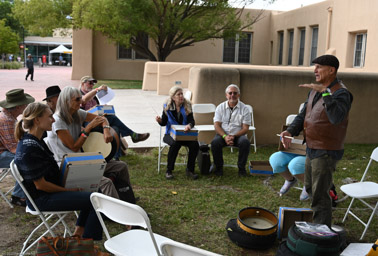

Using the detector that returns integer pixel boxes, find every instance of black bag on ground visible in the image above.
[197,144,211,175]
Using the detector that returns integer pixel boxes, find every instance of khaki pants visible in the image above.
[305,154,338,227]
[99,160,131,200]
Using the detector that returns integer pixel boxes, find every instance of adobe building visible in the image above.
[71,0,378,145]
[72,0,378,80]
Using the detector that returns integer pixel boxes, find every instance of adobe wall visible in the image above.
[188,66,378,145]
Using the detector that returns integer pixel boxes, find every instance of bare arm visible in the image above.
[81,85,108,105]
[233,124,249,137]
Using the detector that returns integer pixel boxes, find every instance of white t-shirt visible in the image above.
[46,109,87,164]
[213,100,251,136]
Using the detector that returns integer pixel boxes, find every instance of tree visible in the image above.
[0,19,20,55]
[0,0,23,36]
[13,0,73,37]
[13,0,270,61]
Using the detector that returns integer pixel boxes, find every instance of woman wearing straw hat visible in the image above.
[0,89,35,206]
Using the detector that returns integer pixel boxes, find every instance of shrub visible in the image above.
[0,61,23,69]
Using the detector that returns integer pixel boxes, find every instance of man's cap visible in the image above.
[0,89,35,109]
[43,85,61,101]
[312,55,339,70]
[80,76,97,84]
[27,54,31,57]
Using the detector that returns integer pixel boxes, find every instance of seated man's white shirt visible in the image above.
[213,100,251,136]
[47,109,87,165]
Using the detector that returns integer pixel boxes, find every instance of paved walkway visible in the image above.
[0,66,167,148]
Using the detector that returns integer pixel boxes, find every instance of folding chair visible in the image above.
[160,240,221,256]
[157,126,189,173]
[90,192,172,256]
[0,168,14,208]
[184,90,192,101]
[10,160,76,255]
[341,147,378,240]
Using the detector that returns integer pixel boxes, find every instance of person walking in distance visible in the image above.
[25,54,34,81]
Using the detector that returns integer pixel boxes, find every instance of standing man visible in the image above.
[0,89,35,206]
[280,55,353,227]
[211,84,251,177]
[25,54,34,81]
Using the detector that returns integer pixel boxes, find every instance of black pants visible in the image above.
[163,134,199,172]
[211,134,250,171]
[26,68,34,80]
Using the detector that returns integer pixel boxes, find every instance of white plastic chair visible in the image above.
[0,168,14,208]
[245,104,257,153]
[10,160,75,255]
[286,114,297,125]
[90,192,172,255]
[184,90,192,101]
[341,147,378,240]
[160,240,222,256]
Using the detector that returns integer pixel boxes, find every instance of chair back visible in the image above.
[361,147,378,181]
[299,103,305,113]
[192,104,216,114]
[160,240,221,256]
[245,104,255,128]
[184,90,192,101]
[90,192,161,254]
[286,114,297,125]
[10,160,41,214]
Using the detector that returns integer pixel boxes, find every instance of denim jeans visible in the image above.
[32,191,103,240]
[106,115,135,159]
[0,151,25,198]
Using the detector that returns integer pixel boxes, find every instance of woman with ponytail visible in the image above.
[14,102,102,240]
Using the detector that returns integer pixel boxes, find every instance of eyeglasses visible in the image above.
[87,81,95,85]
[227,91,238,95]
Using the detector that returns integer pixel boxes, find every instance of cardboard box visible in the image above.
[278,125,306,156]
[170,125,198,141]
[60,152,106,192]
[249,161,273,176]
[87,105,115,115]
[278,207,313,239]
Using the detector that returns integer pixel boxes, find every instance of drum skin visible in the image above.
[82,126,120,162]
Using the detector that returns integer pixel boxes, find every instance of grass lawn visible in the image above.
[2,144,377,255]
[116,143,377,255]
[95,79,142,89]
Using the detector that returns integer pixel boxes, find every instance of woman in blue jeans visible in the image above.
[14,102,102,240]
[269,151,309,201]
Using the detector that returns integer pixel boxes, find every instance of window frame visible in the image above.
[353,33,367,68]
[222,32,252,64]
[287,30,294,65]
[298,28,306,66]
[310,26,318,65]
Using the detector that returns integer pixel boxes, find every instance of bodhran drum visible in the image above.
[82,126,120,162]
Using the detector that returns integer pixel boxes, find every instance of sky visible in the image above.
[245,0,326,11]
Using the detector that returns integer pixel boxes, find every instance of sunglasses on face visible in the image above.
[73,97,82,102]
[87,81,95,85]
[228,91,238,95]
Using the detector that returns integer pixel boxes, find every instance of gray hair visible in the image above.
[225,84,240,94]
[56,86,82,125]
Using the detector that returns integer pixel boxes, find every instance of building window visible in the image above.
[278,31,284,65]
[310,26,318,64]
[354,33,367,67]
[287,30,294,65]
[118,34,148,60]
[298,28,306,65]
[223,33,252,64]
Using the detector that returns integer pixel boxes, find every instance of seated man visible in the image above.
[79,76,149,159]
[0,89,35,206]
[211,84,251,176]
[43,85,61,113]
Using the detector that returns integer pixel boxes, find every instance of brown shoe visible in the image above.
[132,133,150,143]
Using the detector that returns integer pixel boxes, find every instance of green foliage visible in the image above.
[95,79,142,89]
[72,0,263,61]
[0,19,20,55]
[0,0,22,35]
[0,60,23,69]
[13,0,73,36]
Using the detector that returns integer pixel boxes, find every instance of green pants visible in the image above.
[305,154,339,227]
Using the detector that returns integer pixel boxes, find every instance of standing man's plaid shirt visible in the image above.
[0,109,17,154]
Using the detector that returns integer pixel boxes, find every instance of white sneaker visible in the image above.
[300,186,309,201]
[279,178,297,196]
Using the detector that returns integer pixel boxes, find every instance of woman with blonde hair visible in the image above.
[156,86,199,180]
[14,102,102,240]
